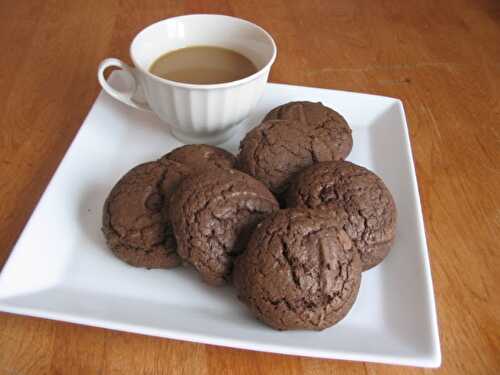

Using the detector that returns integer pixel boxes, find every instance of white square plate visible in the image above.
[0,73,440,367]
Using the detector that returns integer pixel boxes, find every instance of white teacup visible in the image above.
[97,14,276,144]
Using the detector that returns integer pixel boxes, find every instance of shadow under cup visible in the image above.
[130,14,277,144]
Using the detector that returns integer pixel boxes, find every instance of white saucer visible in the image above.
[0,73,440,367]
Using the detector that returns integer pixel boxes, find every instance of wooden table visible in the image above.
[1,1,499,374]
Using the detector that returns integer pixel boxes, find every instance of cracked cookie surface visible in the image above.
[237,102,352,194]
[169,168,279,286]
[287,161,397,271]
[102,159,190,269]
[162,144,236,171]
[233,208,361,331]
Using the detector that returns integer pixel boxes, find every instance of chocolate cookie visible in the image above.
[169,168,279,285]
[233,208,362,331]
[162,144,236,171]
[287,161,397,270]
[264,101,352,160]
[237,102,352,194]
[102,159,190,269]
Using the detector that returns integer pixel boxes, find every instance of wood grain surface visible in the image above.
[1,0,499,374]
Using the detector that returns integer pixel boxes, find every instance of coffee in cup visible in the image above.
[97,14,277,145]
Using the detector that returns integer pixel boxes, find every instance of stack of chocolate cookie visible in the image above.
[102,101,397,332]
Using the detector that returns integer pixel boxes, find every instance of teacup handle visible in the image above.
[97,58,151,112]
